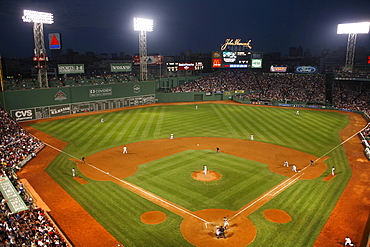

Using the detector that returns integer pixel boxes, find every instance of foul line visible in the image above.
[107,173,208,223]
[312,122,370,165]
[43,142,209,223]
[230,172,303,221]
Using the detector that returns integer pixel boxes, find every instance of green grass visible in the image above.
[33,103,352,246]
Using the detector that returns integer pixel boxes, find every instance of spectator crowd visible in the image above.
[0,108,68,246]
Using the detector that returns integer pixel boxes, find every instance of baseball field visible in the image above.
[18,101,369,247]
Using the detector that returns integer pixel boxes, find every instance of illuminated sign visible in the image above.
[110,63,132,72]
[133,55,163,65]
[270,65,288,73]
[212,59,222,68]
[48,33,61,50]
[58,64,85,74]
[221,39,252,51]
[178,63,195,71]
[222,51,249,68]
[251,59,262,68]
[295,66,317,74]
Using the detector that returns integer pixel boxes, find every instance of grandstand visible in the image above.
[0,108,70,246]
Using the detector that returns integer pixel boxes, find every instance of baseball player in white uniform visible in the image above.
[284,161,289,167]
[292,165,297,172]
[223,216,230,229]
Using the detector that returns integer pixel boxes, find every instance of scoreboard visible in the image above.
[212,51,250,68]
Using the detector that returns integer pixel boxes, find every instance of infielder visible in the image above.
[203,165,207,175]
[292,165,297,172]
[122,146,128,154]
[284,161,289,167]
[250,134,254,141]
[170,133,174,139]
[344,236,354,246]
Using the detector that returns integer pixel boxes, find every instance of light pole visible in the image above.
[337,22,370,72]
[22,10,54,88]
[134,17,153,81]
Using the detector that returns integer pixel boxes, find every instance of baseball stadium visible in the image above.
[1,69,370,247]
[1,10,370,247]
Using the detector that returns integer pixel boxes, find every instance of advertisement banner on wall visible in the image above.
[251,59,262,68]
[295,66,318,74]
[270,65,288,73]
[178,63,195,70]
[132,55,163,65]
[58,64,85,74]
[110,63,132,72]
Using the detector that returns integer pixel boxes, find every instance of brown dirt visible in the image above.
[192,170,221,181]
[140,211,166,224]
[323,174,336,182]
[17,101,370,247]
[263,209,292,223]
[73,176,89,185]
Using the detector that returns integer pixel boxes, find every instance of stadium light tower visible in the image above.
[22,10,54,88]
[134,17,153,81]
[337,22,370,71]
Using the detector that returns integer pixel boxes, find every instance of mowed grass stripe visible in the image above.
[139,107,159,138]
[97,112,132,146]
[152,106,166,137]
[213,104,251,137]
[127,107,154,139]
[210,104,244,136]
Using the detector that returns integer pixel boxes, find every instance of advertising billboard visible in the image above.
[133,55,163,65]
[48,33,61,50]
[110,63,132,72]
[270,65,288,73]
[178,63,195,71]
[251,59,262,68]
[295,66,318,74]
[58,64,85,74]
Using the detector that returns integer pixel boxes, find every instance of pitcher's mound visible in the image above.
[140,211,166,225]
[263,209,292,223]
[192,170,221,181]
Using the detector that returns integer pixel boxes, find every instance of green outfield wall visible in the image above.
[1,82,156,121]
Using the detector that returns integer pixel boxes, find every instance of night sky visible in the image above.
[0,0,369,58]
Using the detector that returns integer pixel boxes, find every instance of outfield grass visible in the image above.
[32,103,351,246]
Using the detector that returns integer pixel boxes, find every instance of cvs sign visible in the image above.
[11,109,35,121]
